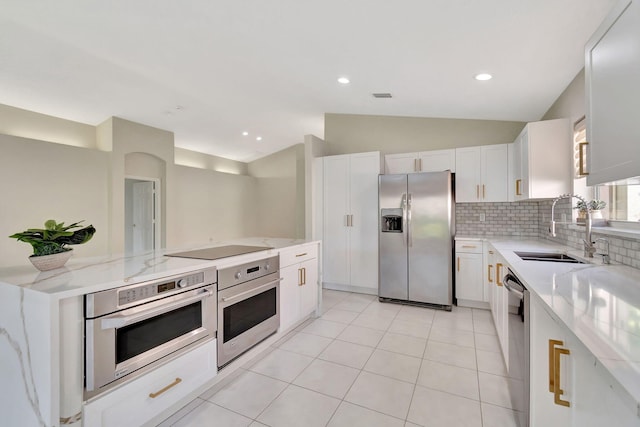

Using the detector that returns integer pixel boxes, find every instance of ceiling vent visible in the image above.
[372,93,392,98]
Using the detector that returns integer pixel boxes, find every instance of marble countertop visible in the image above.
[0,237,318,299]
[483,238,640,408]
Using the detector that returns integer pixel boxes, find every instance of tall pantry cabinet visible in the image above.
[321,152,381,294]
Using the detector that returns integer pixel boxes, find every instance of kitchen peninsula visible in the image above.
[0,238,320,427]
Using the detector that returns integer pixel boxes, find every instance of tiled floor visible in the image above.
[158,290,526,427]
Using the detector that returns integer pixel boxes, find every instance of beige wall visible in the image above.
[175,147,248,175]
[0,134,110,267]
[324,113,526,155]
[247,145,305,238]
[542,69,585,124]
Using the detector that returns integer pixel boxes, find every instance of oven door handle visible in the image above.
[101,289,214,330]
[221,278,282,303]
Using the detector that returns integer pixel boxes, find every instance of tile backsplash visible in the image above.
[456,200,640,269]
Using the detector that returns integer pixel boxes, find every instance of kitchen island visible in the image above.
[0,237,320,427]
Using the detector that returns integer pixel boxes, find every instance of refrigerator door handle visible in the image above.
[407,193,413,247]
[401,193,408,247]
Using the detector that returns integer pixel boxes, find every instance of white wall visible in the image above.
[0,134,110,267]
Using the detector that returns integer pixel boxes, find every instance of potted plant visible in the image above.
[9,220,96,271]
[574,200,607,224]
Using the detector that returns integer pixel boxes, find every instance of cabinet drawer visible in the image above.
[83,339,217,427]
[455,240,483,254]
[280,243,318,268]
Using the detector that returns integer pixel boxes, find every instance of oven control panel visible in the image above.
[118,272,205,305]
[218,255,280,290]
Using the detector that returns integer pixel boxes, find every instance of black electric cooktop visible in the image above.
[165,245,272,261]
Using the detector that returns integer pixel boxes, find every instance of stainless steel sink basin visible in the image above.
[515,251,587,264]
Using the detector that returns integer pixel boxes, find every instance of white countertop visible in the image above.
[483,237,640,409]
[0,237,317,299]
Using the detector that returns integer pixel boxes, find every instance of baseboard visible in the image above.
[456,299,490,310]
[322,282,378,296]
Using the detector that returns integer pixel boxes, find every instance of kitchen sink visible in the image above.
[515,251,587,264]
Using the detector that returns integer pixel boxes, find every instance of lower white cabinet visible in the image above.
[490,249,508,365]
[83,339,217,427]
[530,294,639,426]
[455,239,485,307]
[279,243,319,332]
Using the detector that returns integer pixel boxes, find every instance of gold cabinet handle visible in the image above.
[489,250,494,254]
[457,257,460,272]
[295,253,308,258]
[483,184,486,199]
[298,268,303,286]
[149,378,182,398]
[302,267,306,285]
[461,245,476,249]
[476,185,480,199]
[496,263,503,286]
[516,179,522,196]
[488,264,493,283]
[578,142,589,176]
[549,340,571,407]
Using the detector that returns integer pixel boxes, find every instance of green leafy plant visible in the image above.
[9,219,96,257]
[574,199,606,212]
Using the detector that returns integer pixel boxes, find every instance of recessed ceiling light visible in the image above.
[256,136,262,141]
[242,131,249,136]
[337,77,350,84]
[475,73,493,81]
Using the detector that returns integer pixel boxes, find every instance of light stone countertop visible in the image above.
[471,237,640,411]
[0,237,318,300]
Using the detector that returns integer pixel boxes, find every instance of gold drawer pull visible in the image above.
[496,263,503,286]
[295,253,308,257]
[488,264,493,283]
[461,245,476,249]
[516,179,522,196]
[483,184,486,199]
[549,340,571,407]
[457,257,460,272]
[149,377,182,398]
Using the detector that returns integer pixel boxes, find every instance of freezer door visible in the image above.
[378,174,409,300]
[407,172,453,305]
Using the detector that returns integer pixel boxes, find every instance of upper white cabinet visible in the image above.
[586,0,640,185]
[510,119,572,201]
[455,144,509,202]
[322,152,381,293]
[384,149,455,174]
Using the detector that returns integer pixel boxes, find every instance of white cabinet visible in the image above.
[279,243,319,332]
[586,0,640,185]
[509,119,572,201]
[384,149,455,174]
[455,144,509,202]
[455,240,485,307]
[322,152,380,293]
[530,293,639,427]
[489,249,508,364]
[83,339,217,427]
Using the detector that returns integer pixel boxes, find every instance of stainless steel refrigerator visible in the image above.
[378,171,454,308]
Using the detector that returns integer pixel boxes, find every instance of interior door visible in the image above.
[132,181,155,253]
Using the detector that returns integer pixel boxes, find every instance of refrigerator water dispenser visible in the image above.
[381,209,403,232]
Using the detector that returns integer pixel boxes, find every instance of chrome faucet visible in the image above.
[595,238,610,264]
[550,194,595,258]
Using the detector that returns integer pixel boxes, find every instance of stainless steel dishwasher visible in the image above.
[503,268,529,427]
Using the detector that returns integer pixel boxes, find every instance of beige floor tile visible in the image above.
[473,317,498,335]
[300,319,348,338]
[407,386,482,427]
[363,349,422,383]
[337,324,385,347]
[319,339,375,369]
[344,371,415,419]
[395,305,437,324]
[208,370,287,418]
[478,372,524,411]
[321,308,360,324]
[352,313,394,331]
[172,401,252,427]
[417,360,479,400]
[424,340,477,370]
[388,319,431,339]
[333,299,371,313]
[278,332,333,357]
[258,385,340,427]
[476,349,508,376]
[293,359,359,399]
[377,332,427,358]
[432,315,474,332]
[474,332,501,353]
[249,348,313,382]
[327,401,405,427]
[429,325,475,348]
[157,398,204,427]
[481,402,526,427]
[361,301,402,318]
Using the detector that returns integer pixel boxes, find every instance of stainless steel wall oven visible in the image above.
[217,255,280,368]
[84,267,217,399]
